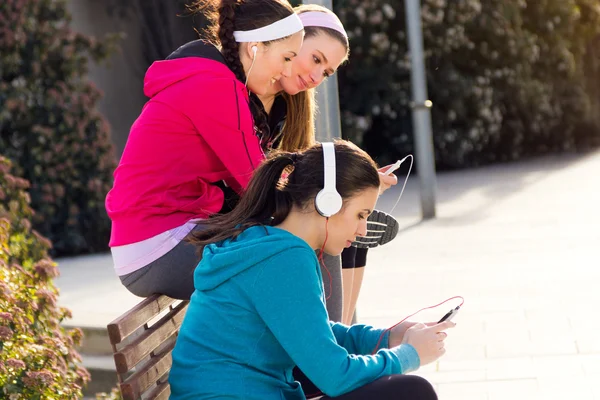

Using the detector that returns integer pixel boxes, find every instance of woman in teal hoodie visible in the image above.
[169,141,454,399]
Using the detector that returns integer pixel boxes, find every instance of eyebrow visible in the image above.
[289,51,298,57]
[316,49,335,74]
[361,209,372,214]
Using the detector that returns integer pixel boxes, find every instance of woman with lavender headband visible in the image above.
[256,4,400,327]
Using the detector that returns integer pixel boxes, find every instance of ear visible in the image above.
[244,42,260,59]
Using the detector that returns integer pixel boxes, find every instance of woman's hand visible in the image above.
[378,165,399,194]
[388,320,420,348]
[397,321,455,366]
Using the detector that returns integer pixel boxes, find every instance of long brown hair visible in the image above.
[189,0,296,138]
[278,89,316,151]
[190,140,380,247]
[277,4,350,152]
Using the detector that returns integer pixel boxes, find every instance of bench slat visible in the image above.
[107,295,182,345]
[145,381,170,400]
[119,339,176,399]
[113,301,187,373]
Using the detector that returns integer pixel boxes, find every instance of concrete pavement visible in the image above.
[56,149,600,399]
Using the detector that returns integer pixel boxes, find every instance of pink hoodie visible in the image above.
[106,46,264,246]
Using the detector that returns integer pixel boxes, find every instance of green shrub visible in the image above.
[0,156,90,399]
[0,0,120,256]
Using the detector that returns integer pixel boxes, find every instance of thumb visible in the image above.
[436,321,456,331]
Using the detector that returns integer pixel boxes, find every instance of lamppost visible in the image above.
[405,0,437,218]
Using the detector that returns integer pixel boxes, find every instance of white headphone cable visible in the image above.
[388,154,413,215]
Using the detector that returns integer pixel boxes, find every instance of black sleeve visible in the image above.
[214,181,241,214]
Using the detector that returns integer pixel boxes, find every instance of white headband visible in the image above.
[233,13,304,42]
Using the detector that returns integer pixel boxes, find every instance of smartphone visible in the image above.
[438,306,460,323]
[384,160,403,176]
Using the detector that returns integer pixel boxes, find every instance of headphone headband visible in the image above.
[315,142,343,217]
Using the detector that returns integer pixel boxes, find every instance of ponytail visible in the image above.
[190,153,297,246]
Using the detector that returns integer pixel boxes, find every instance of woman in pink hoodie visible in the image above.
[105,0,304,299]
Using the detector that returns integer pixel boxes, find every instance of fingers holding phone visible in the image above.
[378,164,399,194]
[400,321,455,366]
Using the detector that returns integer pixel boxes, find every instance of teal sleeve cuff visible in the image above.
[391,343,420,373]
[379,329,391,350]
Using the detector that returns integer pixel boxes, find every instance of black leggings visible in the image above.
[320,375,437,400]
[341,246,368,269]
[296,369,436,400]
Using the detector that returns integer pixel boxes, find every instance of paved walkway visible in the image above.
[56,150,600,400]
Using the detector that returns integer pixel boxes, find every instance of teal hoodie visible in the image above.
[169,226,420,400]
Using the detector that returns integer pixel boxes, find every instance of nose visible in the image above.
[282,62,293,78]
[309,69,323,86]
[356,219,368,237]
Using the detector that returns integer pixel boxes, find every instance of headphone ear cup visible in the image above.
[315,189,343,218]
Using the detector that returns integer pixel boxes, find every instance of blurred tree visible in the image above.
[335,0,600,169]
[0,0,120,255]
[105,0,205,68]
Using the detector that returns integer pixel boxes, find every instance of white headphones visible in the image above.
[315,142,343,218]
[251,45,258,58]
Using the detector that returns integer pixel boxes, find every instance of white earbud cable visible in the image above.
[388,154,413,215]
[245,48,257,87]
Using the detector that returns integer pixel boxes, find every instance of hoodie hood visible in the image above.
[143,40,234,98]
[195,225,313,291]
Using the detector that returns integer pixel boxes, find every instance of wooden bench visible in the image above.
[107,294,189,400]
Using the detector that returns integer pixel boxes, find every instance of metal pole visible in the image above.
[304,0,341,141]
[405,0,437,218]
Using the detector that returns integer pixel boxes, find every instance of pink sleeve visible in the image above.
[184,77,265,193]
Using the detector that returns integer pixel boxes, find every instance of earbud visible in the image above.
[251,45,258,58]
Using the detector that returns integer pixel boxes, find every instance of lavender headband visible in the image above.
[298,11,348,38]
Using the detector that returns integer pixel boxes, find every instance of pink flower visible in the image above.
[59,307,73,320]
[75,365,91,384]
[36,288,57,308]
[34,259,59,279]
[6,359,26,369]
[0,312,13,323]
[22,370,54,388]
[69,328,83,346]
[0,326,14,340]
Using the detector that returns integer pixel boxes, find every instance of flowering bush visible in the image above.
[335,0,600,168]
[0,156,90,398]
[95,388,123,400]
[0,0,120,256]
